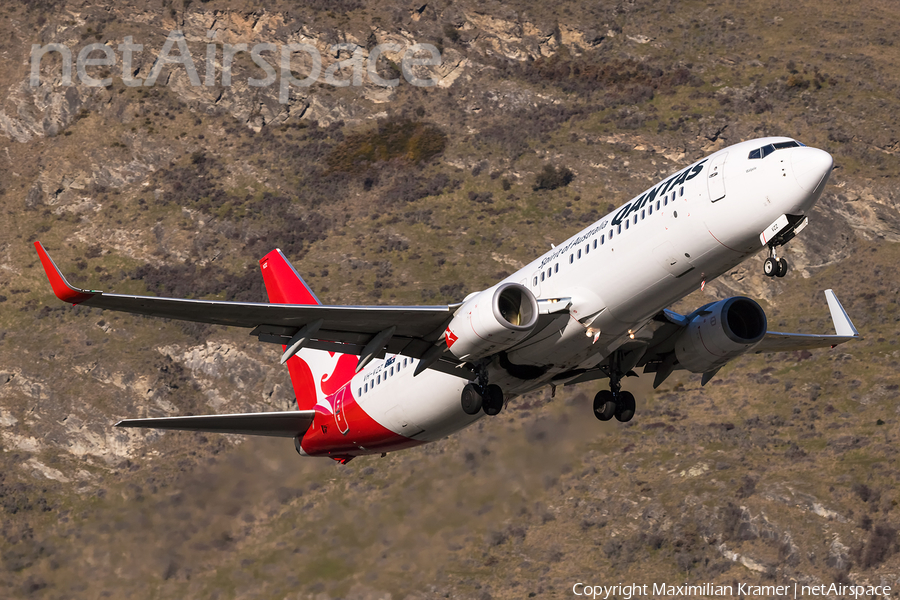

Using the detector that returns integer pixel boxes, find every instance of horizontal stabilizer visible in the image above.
[115,410,316,438]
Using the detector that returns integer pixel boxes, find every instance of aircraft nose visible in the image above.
[792,147,834,193]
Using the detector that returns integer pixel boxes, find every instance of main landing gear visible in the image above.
[593,352,637,423]
[593,385,636,423]
[461,365,504,416]
[763,245,788,278]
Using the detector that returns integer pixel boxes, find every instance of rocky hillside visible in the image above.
[1,0,899,598]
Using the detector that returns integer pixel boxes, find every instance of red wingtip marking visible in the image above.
[34,241,95,304]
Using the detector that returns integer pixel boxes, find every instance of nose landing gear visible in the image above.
[761,214,809,278]
[764,246,788,278]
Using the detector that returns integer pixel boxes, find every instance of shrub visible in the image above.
[502,53,698,105]
[443,24,460,43]
[533,164,574,191]
[853,524,898,568]
[326,118,447,173]
[468,191,494,204]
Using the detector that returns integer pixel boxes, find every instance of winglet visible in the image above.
[34,241,97,305]
[824,289,858,337]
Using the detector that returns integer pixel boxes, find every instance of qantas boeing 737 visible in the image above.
[36,136,858,463]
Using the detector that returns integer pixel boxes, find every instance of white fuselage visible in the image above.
[303,137,833,449]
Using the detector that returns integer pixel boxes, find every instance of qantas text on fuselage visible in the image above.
[37,136,857,463]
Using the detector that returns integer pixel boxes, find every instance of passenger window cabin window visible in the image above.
[656,200,660,210]
[577,249,582,259]
[554,264,558,273]
[533,276,538,286]
[358,388,361,396]
[617,224,622,234]
[648,205,653,216]
[364,383,368,392]
[390,367,394,376]
[641,209,645,220]
[601,234,605,245]
[541,272,545,281]
[625,220,629,230]
[569,254,574,264]
[593,239,598,249]
[377,375,380,384]
[633,215,638,225]
[664,197,668,206]
[680,187,684,197]
[585,244,589,255]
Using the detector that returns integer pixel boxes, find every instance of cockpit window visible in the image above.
[748,140,801,159]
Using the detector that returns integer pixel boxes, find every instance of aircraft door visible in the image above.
[333,386,350,435]
[707,152,728,202]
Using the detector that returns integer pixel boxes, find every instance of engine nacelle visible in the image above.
[674,296,767,373]
[445,282,539,361]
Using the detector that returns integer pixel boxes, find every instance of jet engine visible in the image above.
[445,282,539,361]
[674,297,767,373]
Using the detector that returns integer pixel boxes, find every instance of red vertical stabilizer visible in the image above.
[260,249,321,410]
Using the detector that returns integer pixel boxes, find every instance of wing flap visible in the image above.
[80,292,453,335]
[115,410,316,438]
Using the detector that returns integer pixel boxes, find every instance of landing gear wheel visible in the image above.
[615,391,636,423]
[776,258,788,278]
[461,384,483,415]
[482,384,504,416]
[593,390,616,422]
[764,257,777,277]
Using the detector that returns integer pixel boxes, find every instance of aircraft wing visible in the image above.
[632,289,858,387]
[116,410,316,437]
[751,289,859,353]
[36,242,459,367]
